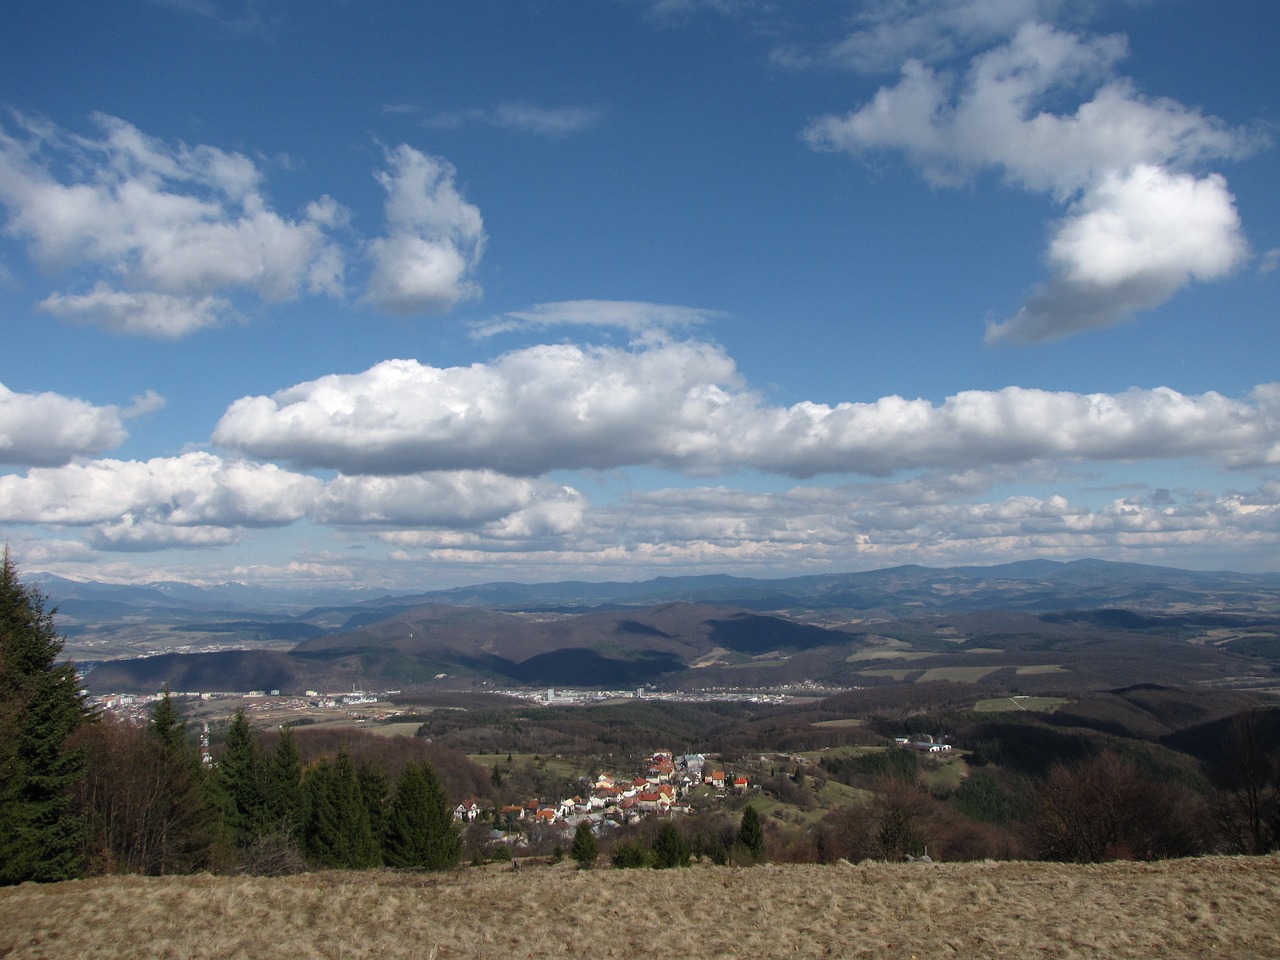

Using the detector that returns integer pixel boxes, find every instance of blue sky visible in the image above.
[1,0,1278,591]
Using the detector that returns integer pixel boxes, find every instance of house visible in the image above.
[733,776,749,792]
[453,802,482,822]
[706,770,726,789]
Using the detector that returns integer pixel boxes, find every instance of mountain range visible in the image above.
[55,559,1280,695]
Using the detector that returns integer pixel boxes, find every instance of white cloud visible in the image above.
[489,103,603,136]
[988,165,1248,342]
[371,473,1280,579]
[37,284,234,338]
[0,113,346,337]
[212,339,1280,478]
[315,472,584,531]
[363,145,486,314]
[470,299,723,338]
[0,383,159,466]
[777,0,1066,73]
[0,453,321,528]
[213,341,742,475]
[803,21,1259,342]
[420,103,602,136]
[0,451,585,553]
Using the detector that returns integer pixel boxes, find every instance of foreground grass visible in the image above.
[2,855,1278,959]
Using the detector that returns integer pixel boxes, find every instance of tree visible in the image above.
[74,715,212,875]
[1210,708,1280,854]
[609,839,649,868]
[570,819,598,869]
[651,822,690,869]
[1028,750,1198,863]
[150,689,188,754]
[305,751,381,869]
[215,709,268,849]
[0,550,89,884]
[383,761,460,871]
[265,726,306,846]
[736,805,765,862]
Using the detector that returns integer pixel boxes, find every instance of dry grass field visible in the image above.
[3,855,1278,960]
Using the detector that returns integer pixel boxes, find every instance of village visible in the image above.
[459,751,756,851]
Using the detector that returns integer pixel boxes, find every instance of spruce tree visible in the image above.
[0,550,89,884]
[736,804,765,862]
[651,822,691,868]
[570,819,598,869]
[266,727,305,845]
[150,689,188,754]
[304,751,380,869]
[383,762,460,871]
[216,709,268,848]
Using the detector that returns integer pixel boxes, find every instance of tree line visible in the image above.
[1,552,461,883]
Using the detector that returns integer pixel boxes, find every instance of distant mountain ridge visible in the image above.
[71,558,1280,695]
[37,558,1280,617]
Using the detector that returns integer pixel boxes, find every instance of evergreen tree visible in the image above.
[150,689,188,754]
[383,762,460,871]
[357,761,389,855]
[216,709,268,848]
[651,822,691,868]
[304,751,380,869]
[0,550,89,884]
[736,804,765,862]
[266,727,306,845]
[570,819,598,869]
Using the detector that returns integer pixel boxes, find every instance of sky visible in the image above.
[1,0,1278,592]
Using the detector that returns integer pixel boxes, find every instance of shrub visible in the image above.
[610,840,650,868]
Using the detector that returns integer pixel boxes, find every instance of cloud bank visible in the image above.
[212,340,1280,478]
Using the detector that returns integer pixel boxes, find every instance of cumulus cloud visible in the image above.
[590,477,1280,571]
[315,472,584,532]
[988,165,1248,342]
[363,145,486,314]
[212,341,743,475]
[0,452,321,528]
[212,339,1280,478]
[470,299,724,338]
[803,21,1259,342]
[368,471,1280,578]
[37,285,234,339]
[0,113,346,337]
[0,451,584,553]
[0,383,160,466]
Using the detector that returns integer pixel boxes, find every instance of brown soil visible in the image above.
[2,855,1277,959]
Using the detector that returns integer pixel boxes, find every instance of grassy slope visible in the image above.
[3,856,1278,959]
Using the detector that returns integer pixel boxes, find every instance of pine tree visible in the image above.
[304,751,380,869]
[0,550,89,884]
[383,762,460,871]
[569,819,598,869]
[216,709,268,848]
[736,804,765,862]
[266,727,305,844]
[150,689,188,754]
[651,822,691,868]
[357,761,389,855]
